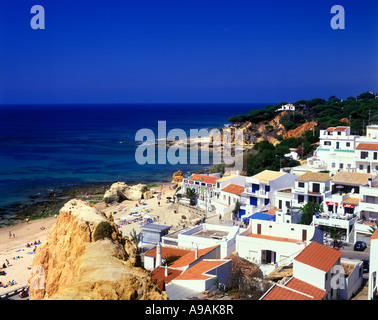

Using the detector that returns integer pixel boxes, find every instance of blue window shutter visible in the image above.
[238,209,246,218]
[265,185,271,192]
[250,197,258,206]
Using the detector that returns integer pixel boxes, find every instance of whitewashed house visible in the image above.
[161,223,240,259]
[316,126,358,174]
[212,175,247,216]
[261,242,343,300]
[180,173,221,209]
[236,217,323,273]
[241,170,297,218]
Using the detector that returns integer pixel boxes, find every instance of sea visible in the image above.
[0,103,267,209]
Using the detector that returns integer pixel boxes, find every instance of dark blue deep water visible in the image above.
[0,103,266,207]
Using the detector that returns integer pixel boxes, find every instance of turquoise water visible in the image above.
[0,103,266,206]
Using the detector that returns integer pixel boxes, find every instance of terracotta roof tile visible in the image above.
[370,229,378,241]
[151,266,182,284]
[294,242,342,272]
[189,174,220,185]
[221,184,245,195]
[144,246,191,259]
[169,246,218,268]
[262,277,326,300]
[356,143,378,150]
[174,260,229,280]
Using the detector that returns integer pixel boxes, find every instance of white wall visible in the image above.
[294,260,326,290]
[339,259,363,300]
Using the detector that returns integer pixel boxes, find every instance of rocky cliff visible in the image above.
[228,111,316,146]
[171,170,184,185]
[28,199,167,300]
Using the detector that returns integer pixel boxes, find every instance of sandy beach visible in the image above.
[0,182,180,296]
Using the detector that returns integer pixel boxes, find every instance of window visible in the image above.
[286,201,290,208]
[298,195,304,203]
[361,151,369,159]
[324,141,331,146]
[332,163,336,168]
[359,164,364,170]
[374,152,377,160]
[339,163,344,169]
[298,182,305,188]
[337,131,341,136]
[346,142,350,147]
[278,200,282,209]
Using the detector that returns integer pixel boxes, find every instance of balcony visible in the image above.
[245,188,269,198]
[313,214,356,229]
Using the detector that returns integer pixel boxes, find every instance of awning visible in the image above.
[326,201,338,206]
[342,203,356,208]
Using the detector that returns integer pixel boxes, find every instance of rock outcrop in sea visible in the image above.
[103,182,151,203]
[28,199,167,300]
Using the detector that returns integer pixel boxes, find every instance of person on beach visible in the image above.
[9,231,11,239]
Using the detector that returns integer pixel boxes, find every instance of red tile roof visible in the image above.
[370,229,378,241]
[262,277,326,300]
[356,143,378,150]
[144,246,191,259]
[174,260,228,280]
[151,266,182,284]
[325,127,348,132]
[294,242,342,272]
[170,246,218,268]
[221,184,245,195]
[189,174,220,185]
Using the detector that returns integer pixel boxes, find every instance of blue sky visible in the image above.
[0,0,377,104]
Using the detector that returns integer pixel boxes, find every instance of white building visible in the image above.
[368,229,378,300]
[261,242,343,300]
[167,259,232,297]
[315,126,358,173]
[275,104,295,112]
[236,217,323,272]
[161,223,240,259]
[241,170,297,218]
[212,175,247,216]
[355,143,378,174]
[180,173,221,210]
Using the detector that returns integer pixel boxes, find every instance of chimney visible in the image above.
[155,242,162,268]
[369,176,372,187]
[165,264,168,277]
[195,246,198,259]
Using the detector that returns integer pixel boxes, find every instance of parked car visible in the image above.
[354,241,367,251]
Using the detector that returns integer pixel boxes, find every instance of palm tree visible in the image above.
[329,227,343,248]
[185,187,198,206]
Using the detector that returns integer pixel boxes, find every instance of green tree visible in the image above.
[232,201,241,218]
[299,201,322,225]
[185,187,199,206]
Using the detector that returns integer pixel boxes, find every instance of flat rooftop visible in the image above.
[140,224,171,232]
[191,229,229,240]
